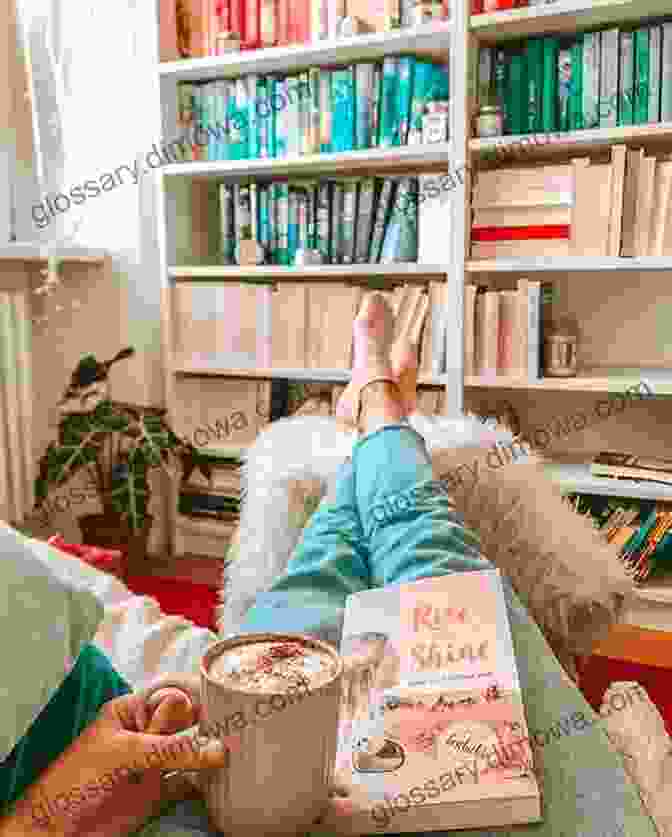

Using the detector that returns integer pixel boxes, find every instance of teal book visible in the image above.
[569,35,584,131]
[287,187,299,264]
[219,184,235,265]
[246,75,260,159]
[380,177,418,264]
[256,77,271,158]
[396,56,416,146]
[355,62,376,150]
[370,63,382,148]
[228,78,250,161]
[268,183,279,263]
[213,80,226,161]
[494,48,510,133]
[634,27,650,124]
[508,51,526,135]
[331,66,355,152]
[429,61,449,102]
[618,30,635,126]
[525,39,544,133]
[273,77,290,158]
[319,69,333,153]
[258,185,271,262]
[541,38,559,133]
[276,182,290,265]
[379,57,400,148]
[315,181,332,263]
[308,67,321,154]
[557,47,572,132]
[409,60,437,144]
[202,83,216,162]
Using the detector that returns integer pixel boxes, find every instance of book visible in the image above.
[463,284,478,378]
[508,52,526,135]
[271,283,308,367]
[319,69,333,152]
[569,35,584,131]
[591,452,672,485]
[634,27,650,125]
[472,164,573,207]
[494,49,510,133]
[380,58,400,148]
[476,290,500,378]
[599,29,619,129]
[306,283,360,368]
[541,38,559,133]
[396,57,416,146]
[648,161,672,256]
[649,25,662,124]
[419,282,444,377]
[355,178,376,263]
[471,240,571,259]
[342,179,358,264]
[618,31,635,126]
[497,290,519,376]
[160,0,179,60]
[332,66,356,152]
[581,31,600,129]
[525,280,541,381]
[570,158,612,257]
[370,179,397,264]
[662,24,672,122]
[620,148,645,257]
[355,63,376,150]
[607,144,627,257]
[525,39,543,134]
[331,570,541,834]
[633,156,656,256]
[380,178,419,263]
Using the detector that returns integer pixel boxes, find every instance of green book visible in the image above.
[331,66,355,152]
[507,51,526,135]
[396,56,416,146]
[494,48,510,133]
[541,38,559,133]
[634,27,650,124]
[380,177,418,264]
[408,60,436,144]
[618,30,635,126]
[370,63,382,148]
[276,182,290,266]
[569,35,584,130]
[379,57,400,148]
[525,38,544,134]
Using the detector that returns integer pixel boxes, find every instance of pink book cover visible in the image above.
[287,0,310,43]
[331,570,541,834]
[497,290,517,376]
[159,0,179,61]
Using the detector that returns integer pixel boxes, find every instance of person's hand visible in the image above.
[3,679,228,837]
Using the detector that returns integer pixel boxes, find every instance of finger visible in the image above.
[136,729,233,772]
[147,690,196,735]
[137,675,202,715]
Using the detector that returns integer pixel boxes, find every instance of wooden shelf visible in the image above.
[161,143,453,181]
[158,22,451,82]
[464,368,672,394]
[169,264,449,281]
[470,0,672,42]
[173,364,447,386]
[470,123,672,160]
[176,514,238,536]
[544,462,672,502]
[0,244,108,263]
[467,257,672,273]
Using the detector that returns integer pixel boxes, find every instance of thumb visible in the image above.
[135,727,234,772]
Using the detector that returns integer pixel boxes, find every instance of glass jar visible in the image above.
[476,105,504,138]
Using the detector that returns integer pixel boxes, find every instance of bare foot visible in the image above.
[390,337,419,415]
[335,293,396,428]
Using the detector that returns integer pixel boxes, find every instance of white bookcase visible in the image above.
[150,0,672,566]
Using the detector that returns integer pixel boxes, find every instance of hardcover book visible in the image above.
[591,452,672,485]
[330,570,542,834]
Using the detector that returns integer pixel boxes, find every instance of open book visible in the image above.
[330,570,542,834]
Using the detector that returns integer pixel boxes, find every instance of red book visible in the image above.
[471,224,571,242]
[276,0,290,44]
[289,0,311,43]
[229,0,245,40]
[244,0,261,47]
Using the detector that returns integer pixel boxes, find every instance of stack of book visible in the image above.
[219,176,419,265]
[179,447,242,528]
[478,21,672,136]
[464,279,554,381]
[591,452,672,486]
[471,147,672,259]
[175,58,449,162]
[160,0,449,60]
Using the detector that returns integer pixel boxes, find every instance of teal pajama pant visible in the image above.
[239,425,657,837]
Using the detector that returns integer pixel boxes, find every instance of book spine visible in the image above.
[177,83,196,162]
[315,181,332,262]
[258,185,271,260]
[331,67,355,153]
[526,39,543,134]
[268,183,279,263]
[508,52,526,135]
[257,77,270,158]
[649,26,662,124]
[663,24,672,121]
[463,284,477,378]
[274,77,289,157]
[319,69,332,153]
[557,47,572,132]
[380,177,418,263]
[379,57,399,148]
[355,178,376,263]
[370,63,382,148]
[230,0,245,41]
[331,181,344,263]
[342,180,358,264]
[277,182,290,265]
[219,184,235,265]
[408,60,432,145]
[370,178,395,264]
[355,63,376,150]
[260,0,277,45]
[307,67,321,155]
[476,290,500,377]
[478,46,494,103]
[582,31,600,129]
[527,280,541,381]
[569,35,584,131]
[618,31,635,126]
[599,29,619,128]
[635,27,650,124]
[396,56,415,146]
[216,80,229,161]
[245,0,260,48]
[246,75,259,159]
[494,49,510,133]
[276,0,289,44]
[287,188,299,263]
[541,39,559,133]
[286,77,301,156]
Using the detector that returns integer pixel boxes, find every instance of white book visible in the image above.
[463,284,477,379]
[649,26,662,124]
[286,77,302,156]
[526,280,541,382]
[476,290,500,378]
[582,31,600,129]
[662,23,672,122]
[246,75,259,158]
[649,161,672,256]
[418,174,452,265]
[599,29,619,129]
[619,31,635,125]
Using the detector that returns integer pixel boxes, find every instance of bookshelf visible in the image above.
[151,6,459,557]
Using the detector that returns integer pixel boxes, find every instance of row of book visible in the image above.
[470,148,672,260]
[471,0,552,13]
[464,279,552,381]
[173,282,447,373]
[478,21,672,136]
[174,58,449,162]
[160,0,449,61]
[218,176,419,266]
[571,485,672,584]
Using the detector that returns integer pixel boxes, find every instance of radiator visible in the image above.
[0,290,34,525]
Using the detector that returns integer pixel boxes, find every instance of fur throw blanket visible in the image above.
[218,413,632,666]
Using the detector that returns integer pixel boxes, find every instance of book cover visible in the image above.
[396,56,416,146]
[370,179,397,264]
[620,148,645,257]
[569,35,584,131]
[342,179,359,264]
[419,281,445,377]
[507,52,526,136]
[356,178,376,263]
[663,24,672,121]
[380,57,400,148]
[476,290,500,377]
[618,30,635,126]
[331,571,541,835]
[599,29,619,129]
[634,27,650,125]
[463,284,478,378]
[260,0,277,45]
[497,290,518,376]
[525,39,543,134]
[541,38,559,133]
[219,183,236,265]
[276,181,290,265]
[648,161,672,256]
[494,49,510,133]
[557,47,572,132]
[380,178,419,264]
[332,66,356,153]
[649,25,662,124]
[320,69,333,153]
[315,181,333,262]
[581,31,600,129]
[633,156,656,257]
[331,181,346,263]
[355,63,377,150]
[371,63,382,148]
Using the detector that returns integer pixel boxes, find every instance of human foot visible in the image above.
[335,293,396,428]
[390,338,419,415]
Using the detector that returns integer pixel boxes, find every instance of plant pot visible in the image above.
[78,512,153,576]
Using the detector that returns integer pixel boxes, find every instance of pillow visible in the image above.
[0,522,104,763]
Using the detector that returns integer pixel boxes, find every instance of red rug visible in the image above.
[124,574,219,633]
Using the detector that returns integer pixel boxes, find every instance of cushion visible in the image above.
[0,522,104,763]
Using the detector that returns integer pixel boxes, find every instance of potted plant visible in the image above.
[33,347,211,570]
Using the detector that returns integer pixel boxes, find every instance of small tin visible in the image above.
[476,104,504,138]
